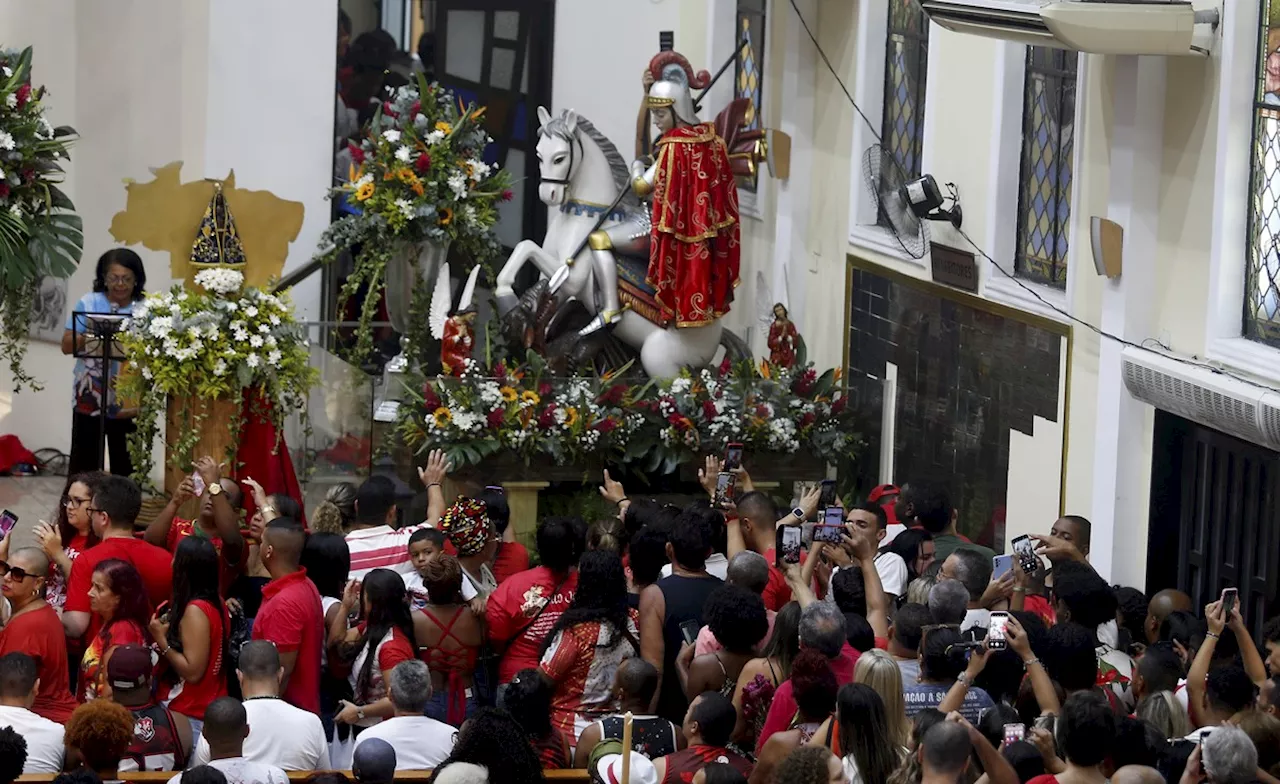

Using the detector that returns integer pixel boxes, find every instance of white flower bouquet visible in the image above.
[118,282,318,483]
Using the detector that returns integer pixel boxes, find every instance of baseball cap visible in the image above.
[106,644,153,691]
[868,484,901,525]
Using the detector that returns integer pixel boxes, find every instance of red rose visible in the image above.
[502,189,514,202]
[415,153,431,173]
[382,101,398,117]
[595,418,619,433]
[794,368,817,396]
[597,384,626,406]
[422,387,441,411]
[15,84,31,109]
[701,400,718,421]
[493,361,508,380]
[0,183,9,199]
[800,412,816,429]
[21,168,34,184]
[538,382,553,397]
[755,404,770,418]
[409,100,421,115]
[538,404,558,429]
[718,356,732,378]
[348,142,365,164]
[487,409,505,429]
[667,413,683,426]
[831,396,847,415]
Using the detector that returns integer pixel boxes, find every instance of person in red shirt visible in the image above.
[0,548,79,721]
[476,487,529,585]
[148,537,229,731]
[142,456,245,594]
[486,516,583,698]
[62,475,173,643]
[332,568,417,728]
[652,692,754,782]
[79,559,154,701]
[251,518,324,714]
[30,472,103,614]
[725,484,820,613]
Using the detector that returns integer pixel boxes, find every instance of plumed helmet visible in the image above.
[646,51,710,126]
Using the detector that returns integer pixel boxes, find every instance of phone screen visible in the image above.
[1222,588,1238,617]
[777,525,803,566]
[715,472,736,506]
[1002,723,1025,748]
[819,480,837,509]
[992,554,1013,581]
[813,524,845,544]
[679,619,701,646]
[0,510,15,538]
[988,612,1009,649]
[191,472,206,497]
[724,443,744,472]
[1012,535,1037,572]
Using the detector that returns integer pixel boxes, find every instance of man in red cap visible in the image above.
[109,644,192,772]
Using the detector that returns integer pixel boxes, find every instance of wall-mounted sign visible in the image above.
[930,244,979,293]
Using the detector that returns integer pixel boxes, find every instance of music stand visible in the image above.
[71,311,130,472]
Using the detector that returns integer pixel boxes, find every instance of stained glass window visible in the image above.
[1015,47,1077,289]
[735,0,766,192]
[1246,0,1280,345]
[880,0,929,225]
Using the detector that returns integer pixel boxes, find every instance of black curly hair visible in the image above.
[775,746,837,784]
[0,726,26,784]
[437,708,544,784]
[540,550,635,656]
[704,584,769,654]
[503,668,554,739]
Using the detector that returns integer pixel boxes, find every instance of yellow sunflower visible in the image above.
[397,168,416,183]
[355,182,375,201]
[521,390,540,406]
[383,170,396,181]
[432,407,452,428]
[435,121,452,134]
[499,386,518,403]
[564,407,579,427]
[438,206,454,225]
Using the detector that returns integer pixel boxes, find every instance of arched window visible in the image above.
[1014,46,1077,289]
[1246,1,1280,345]
[880,0,930,213]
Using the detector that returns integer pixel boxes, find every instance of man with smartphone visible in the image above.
[1184,591,1271,744]
[143,456,245,592]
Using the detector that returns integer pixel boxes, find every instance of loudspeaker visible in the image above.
[1091,216,1123,278]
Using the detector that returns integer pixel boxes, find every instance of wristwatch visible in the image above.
[791,507,806,521]
[356,706,366,721]
[207,482,223,497]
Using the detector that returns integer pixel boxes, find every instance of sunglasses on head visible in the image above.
[0,561,44,581]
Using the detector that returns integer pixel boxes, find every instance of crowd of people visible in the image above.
[0,454,1278,784]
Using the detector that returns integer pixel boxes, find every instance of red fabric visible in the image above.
[253,568,324,713]
[419,606,480,726]
[1023,594,1056,626]
[647,123,741,327]
[165,600,228,720]
[81,619,148,702]
[165,518,250,596]
[756,643,860,755]
[1026,776,1060,784]
[486,566,578,683]
[768,319,798,368]
[376,627,415,672]
[660,745,753,783]
[0,604,78,721]
[492,541,530,585]
[0,434,37,473]
[66,536,173,642]
[441,317,473,376]
[760,548,807,612]
[235,388,306,528]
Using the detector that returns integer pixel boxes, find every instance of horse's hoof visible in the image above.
[495,292,519,316]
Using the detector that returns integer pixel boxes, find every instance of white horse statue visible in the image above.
[494,107,724,378]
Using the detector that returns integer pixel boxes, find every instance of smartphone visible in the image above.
[714,472,736,506]
[819,479,837,509]
[1011,534,1037,574]
[1002,723,1025,748]
[988,611,1010,650]
[992,554,1014,581]
[724,442,744,472]
[679,619,701,646]
[155,600,172,624]
[813,524,846,544]
[776,524,803,566]
[0,510,16,539]
[1221,587,1238,617]
[191,472,206,497]
[1033,714,1056,734]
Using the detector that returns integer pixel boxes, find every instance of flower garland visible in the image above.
[398,350,863,481]
[314,75,512,364]
[118,280,318,486]
[0,46,81,391]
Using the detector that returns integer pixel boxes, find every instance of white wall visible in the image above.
[0,0,334,466]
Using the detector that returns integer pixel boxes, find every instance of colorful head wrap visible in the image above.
[439,497,492,557]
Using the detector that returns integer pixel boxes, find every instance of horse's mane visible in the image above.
[539,111,641,210]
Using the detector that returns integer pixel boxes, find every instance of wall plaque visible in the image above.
[930,243,979,293]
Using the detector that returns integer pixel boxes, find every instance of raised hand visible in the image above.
[698,455,724,498]
[418,449,449,487]
[599,469,627,505]
[194,456,223,487]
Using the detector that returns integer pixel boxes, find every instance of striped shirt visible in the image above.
[344,523,432,582]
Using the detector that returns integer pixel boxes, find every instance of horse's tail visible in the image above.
[719,327,753,363]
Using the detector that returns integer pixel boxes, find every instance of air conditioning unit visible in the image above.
[918,0,1220,56]
[1121,348,1280,450]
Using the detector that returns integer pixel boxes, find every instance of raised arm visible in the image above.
[1226,599,1269,685]
[953,713,1019,784]
[1007,615,1060,715]
[419,449,449,526]
[197,458,243,564]
[851,530,890,639]
[1188,599,1224,725]
[143,475,195,547]
[939,642,989,714]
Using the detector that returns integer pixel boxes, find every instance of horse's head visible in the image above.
[535,106,582,207]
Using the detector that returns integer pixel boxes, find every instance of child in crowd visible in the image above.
[405,528,446,611]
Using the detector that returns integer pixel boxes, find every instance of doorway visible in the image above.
[1147,410,1280,637]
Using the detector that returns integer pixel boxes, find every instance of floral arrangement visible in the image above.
[0,46,81,390]
[315,75,513,363]
[399,348,862,483]
[118,280,318,485]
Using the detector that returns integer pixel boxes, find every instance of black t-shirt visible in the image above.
[655,573,723,722]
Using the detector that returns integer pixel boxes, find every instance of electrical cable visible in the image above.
[787,0,1280,396]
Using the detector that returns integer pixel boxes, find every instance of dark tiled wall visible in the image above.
[847,265,1064,551]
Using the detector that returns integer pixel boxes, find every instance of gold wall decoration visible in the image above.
[109,161,305,287]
